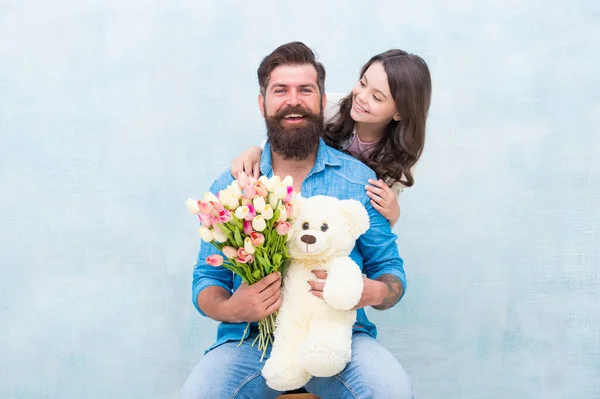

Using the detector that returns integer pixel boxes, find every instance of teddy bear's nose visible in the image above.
[300,234,316,245]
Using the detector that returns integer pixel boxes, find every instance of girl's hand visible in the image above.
[365,179,400,226]
[231,146,263,179]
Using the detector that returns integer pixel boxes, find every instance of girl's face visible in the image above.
[350,62,401,126]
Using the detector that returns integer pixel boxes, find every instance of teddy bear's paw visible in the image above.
[298,343,351,377]
[322,259,363,310]
[262,357,312,392]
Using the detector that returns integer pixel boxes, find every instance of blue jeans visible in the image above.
[181,332,413,399]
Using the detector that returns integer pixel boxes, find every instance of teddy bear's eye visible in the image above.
[320,223,329,232]
[302,222,310,230]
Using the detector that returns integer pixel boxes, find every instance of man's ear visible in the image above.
[258,94,265,118]
[321,92,327,112]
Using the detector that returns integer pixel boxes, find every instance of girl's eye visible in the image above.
[359,80,366,87]
[373,95,382,102]
[320,223,329,232]
[302,222,309,230]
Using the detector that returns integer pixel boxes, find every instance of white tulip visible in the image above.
[197,226,213,242]
[220,190,239,209]
[244,237,256,254]
[253,196,267,213]
[185,198,200,214]
[227,182,243,199]
[281,175,293,187]
[266,175,281,191]
[274,183,288,199]
[234,206,249,219]
[212,228,227,243]
[277,205,287,222]
[252,215,267,232]
[258,176,269,186]
[203,192,219,203]
[268,192,279,209]
[261,205,274,220]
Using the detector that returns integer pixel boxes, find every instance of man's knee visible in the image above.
[349,334,413,398]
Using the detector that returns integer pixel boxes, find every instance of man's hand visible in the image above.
[308,270,391,310]
[223,272,283,323]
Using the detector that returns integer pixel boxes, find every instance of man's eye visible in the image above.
[274,89,286,93]
[302,222,309,230]
[301,88,312,93]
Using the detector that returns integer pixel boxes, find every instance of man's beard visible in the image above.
[265,104,324,160]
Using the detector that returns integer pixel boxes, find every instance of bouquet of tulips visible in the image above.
[186,172,298,360]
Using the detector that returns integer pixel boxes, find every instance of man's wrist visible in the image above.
[219,298,242,323]
[373,280,388,307]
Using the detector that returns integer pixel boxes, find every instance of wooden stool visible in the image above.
[276,394,319,399]
[276,387,320,399]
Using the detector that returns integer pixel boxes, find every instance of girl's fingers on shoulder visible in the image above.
[367,178,386,187]
[370,199,384,212]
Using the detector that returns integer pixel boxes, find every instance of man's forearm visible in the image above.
[372,274,404,310]
[197,286,235,322]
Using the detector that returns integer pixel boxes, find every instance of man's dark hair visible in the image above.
[257,42,326,96]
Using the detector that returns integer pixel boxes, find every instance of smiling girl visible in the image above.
[232,49,432,226]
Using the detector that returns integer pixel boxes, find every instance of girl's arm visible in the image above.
[231,139,266,179]
[365,179,402,226]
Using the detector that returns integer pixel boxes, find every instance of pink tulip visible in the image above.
[285,203,294,219]
[243,220,253,235]
[254,181,268,198]
[211,201,224,214]
[221,246,238,259]
[284,186,293,203]
[250,231,265,246]
[218,209,232,223]
[243,184,256,200]
[244,204,256,221]
[200,213,212,228]
[198,200,214,215]
[236,248,254,264]
[276,221,290,236]
[206,254,224,267]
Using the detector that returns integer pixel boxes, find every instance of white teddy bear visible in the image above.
[261,195,370,392]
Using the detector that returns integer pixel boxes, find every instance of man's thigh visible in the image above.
[305,332,413,399]
[181,339,282,399]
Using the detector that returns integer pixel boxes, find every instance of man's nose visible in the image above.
[286,91,300,106]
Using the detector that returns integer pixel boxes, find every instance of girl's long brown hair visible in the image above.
[324,50,432,188]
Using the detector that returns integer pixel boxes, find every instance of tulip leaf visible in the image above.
[233,227,243,247]
[251,269,262,281]
[216,223,232,237]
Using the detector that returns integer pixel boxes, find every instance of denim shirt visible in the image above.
[192,139,406,353]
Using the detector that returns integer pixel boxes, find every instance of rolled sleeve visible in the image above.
[358,199,407,300]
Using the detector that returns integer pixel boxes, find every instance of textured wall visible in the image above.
[1,1,598,398]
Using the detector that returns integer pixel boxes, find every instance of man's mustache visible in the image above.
[273,105,315,119]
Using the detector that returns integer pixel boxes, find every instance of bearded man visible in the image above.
[182,42,412,399]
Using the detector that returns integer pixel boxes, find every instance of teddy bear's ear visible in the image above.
[340,199,370,239]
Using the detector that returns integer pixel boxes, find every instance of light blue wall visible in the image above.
[1,1,598,398]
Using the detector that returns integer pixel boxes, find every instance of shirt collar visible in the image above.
[260,138,342,178]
